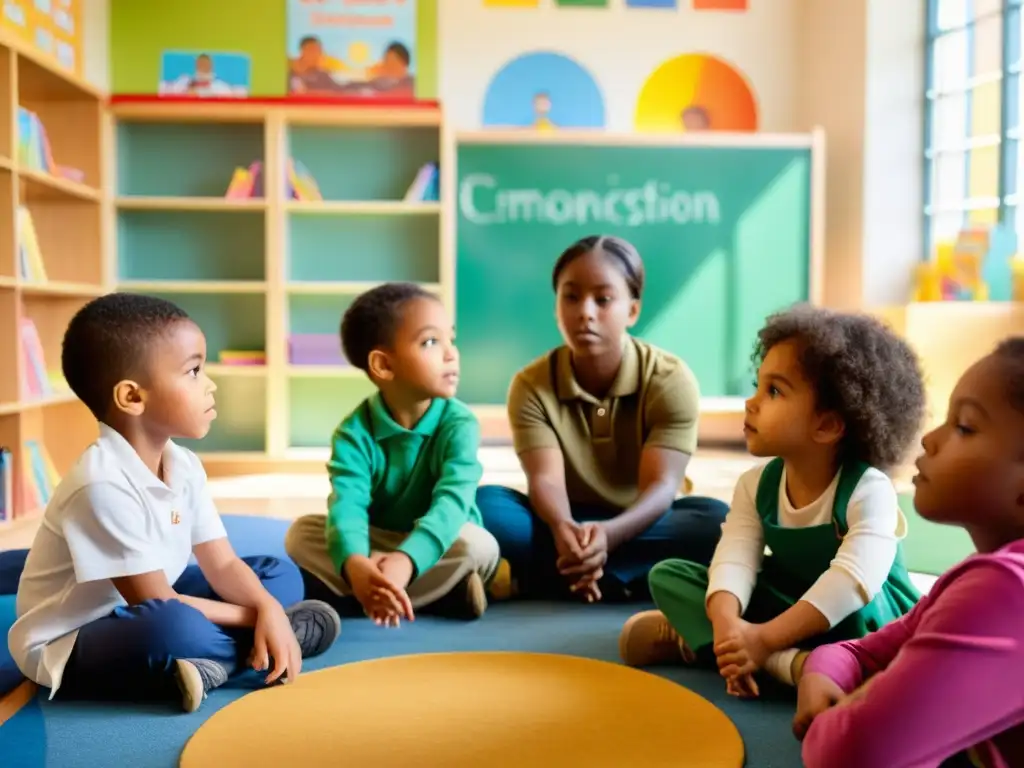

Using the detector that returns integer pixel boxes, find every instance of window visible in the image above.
[924,0,1022,258]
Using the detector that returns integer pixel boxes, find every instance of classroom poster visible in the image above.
[286,0,417,99]
[159,51,251,97]
[2,0,81,75]
[482,52,606,130]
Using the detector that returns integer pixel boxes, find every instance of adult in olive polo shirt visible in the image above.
[476,235,729,602]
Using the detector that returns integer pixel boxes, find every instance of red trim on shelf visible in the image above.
[108,94,441,110]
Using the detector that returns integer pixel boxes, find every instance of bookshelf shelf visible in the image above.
[20,281,106,298]
[284,201,441,215]
[285,280,442,295]
[117,196,267,212]
[0,33,107,524]
[118,280,267,294]
[206,363,267,378]
[20,168,100,201]
[110,96,446,474]
[287,365,361,378]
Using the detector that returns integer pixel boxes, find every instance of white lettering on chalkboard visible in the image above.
[458,173,721,227]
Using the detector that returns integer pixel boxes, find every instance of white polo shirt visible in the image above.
[7,424,227,696]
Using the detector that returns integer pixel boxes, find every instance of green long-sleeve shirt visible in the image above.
[325,393,484,577]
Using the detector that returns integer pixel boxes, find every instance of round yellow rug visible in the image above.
[180,652,744,768]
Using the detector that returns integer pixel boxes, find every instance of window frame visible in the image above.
[923,0,1021,260]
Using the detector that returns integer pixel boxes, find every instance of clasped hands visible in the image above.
[552,519,609,603]
[711,616,773,698]
[344,551,416,628]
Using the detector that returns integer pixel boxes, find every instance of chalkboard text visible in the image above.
[458,173,722,227]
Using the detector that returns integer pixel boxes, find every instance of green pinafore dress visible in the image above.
[648,458,921,653]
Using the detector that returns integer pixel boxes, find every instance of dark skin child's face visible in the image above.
[555,250,639,360]
[368,297,459,400]
[914,352,1024,553]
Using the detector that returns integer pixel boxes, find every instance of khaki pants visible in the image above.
[284,515,501,610]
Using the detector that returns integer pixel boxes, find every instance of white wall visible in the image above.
[861,0,925,307]
[795,0,868,308]
[438,0,801,133]
[794,0,924,308]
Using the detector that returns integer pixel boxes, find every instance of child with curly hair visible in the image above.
[618,305,926,697]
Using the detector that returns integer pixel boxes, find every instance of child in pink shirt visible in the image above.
[794,338,1024,768]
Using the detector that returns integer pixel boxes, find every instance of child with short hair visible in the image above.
[794,338,1024,767]
[285,282,500,625]
[8,294,341,713]
[619,305,925,696]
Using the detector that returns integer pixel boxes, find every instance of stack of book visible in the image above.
[218,350,266,367]
[288,334,346,366]
[18,107,85,182]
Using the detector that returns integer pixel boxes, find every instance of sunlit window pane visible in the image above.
[970,81,1002,138]
[931,93,968,150]
[937,0,967,33]
[933,29,970,92]
[934,152,968,205]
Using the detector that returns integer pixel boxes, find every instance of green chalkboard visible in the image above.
[454,135,817,405]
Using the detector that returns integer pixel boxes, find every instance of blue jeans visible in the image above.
[56,555,303,703]
[476,485,727,601]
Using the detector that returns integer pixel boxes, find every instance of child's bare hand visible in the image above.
[715,620,771,677]
[345,555,414,623]
[368,602,403,628]
[726,673,760,698]
[793,672,845,740]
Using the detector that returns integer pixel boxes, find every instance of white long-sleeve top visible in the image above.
[706,462,907,627]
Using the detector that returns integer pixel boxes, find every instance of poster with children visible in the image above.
[286,0,416,100]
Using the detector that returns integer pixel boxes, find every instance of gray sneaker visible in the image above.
[285,599,342,658]
[174,657,231,713]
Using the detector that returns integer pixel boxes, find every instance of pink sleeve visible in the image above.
[802,560,1024,768]
[802,594,925,692]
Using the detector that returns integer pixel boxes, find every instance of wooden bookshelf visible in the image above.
[0,34,107,524]
[110,97,444,474]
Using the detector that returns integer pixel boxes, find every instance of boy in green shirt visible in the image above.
[285,283,500,624]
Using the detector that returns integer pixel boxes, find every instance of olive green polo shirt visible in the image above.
[507,336,700,510]
[326,394,483,577]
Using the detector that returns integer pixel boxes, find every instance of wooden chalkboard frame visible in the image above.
[441,128,827,439]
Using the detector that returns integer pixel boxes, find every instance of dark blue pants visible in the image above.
[476,485,727,601]
[57,555,303,703]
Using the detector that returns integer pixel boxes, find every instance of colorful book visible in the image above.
[22,439,60,512]
[20,317,52,399]
[17,205,48,282]
[0,447,12,522]
[404,162,439,202]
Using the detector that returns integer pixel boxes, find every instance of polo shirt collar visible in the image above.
[368,393,445,441]
[555,336,641,403]
[98,423,179,492]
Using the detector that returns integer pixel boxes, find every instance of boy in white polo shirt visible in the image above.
[7,293,342,713]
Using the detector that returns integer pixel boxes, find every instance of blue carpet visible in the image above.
[0,516,804,767]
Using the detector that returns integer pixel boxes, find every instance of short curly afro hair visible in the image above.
[340,282,437,373]
[752,304,926,470]
[62,293,192,421]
